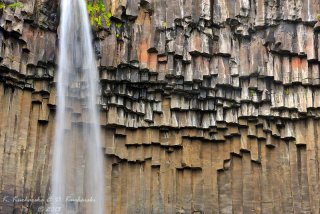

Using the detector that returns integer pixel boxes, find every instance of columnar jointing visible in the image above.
[0,0,320,213]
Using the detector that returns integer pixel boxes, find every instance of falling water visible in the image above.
[50,0,104,213]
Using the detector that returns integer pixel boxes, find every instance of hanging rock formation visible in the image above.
[1,0,320,213]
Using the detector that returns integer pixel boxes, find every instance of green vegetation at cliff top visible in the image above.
[0,1,24,11]
[87,0,111,29]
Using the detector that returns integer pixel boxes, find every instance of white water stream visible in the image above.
[50,0,104,213]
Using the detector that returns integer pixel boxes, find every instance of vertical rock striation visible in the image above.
[0,0,320,213]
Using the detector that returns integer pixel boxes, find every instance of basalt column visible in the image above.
[0,0,320,213]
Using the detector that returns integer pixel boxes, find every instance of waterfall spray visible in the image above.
[50,0,104,213]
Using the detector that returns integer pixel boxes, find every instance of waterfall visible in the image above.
[50,0,104,213]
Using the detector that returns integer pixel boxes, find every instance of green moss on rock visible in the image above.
[87,0,111,29]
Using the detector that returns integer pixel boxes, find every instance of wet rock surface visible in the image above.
[1,0,320,213]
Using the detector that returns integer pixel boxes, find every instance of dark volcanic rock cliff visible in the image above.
[1,0,320,213]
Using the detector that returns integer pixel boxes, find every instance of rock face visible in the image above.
[1,0,320,213]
